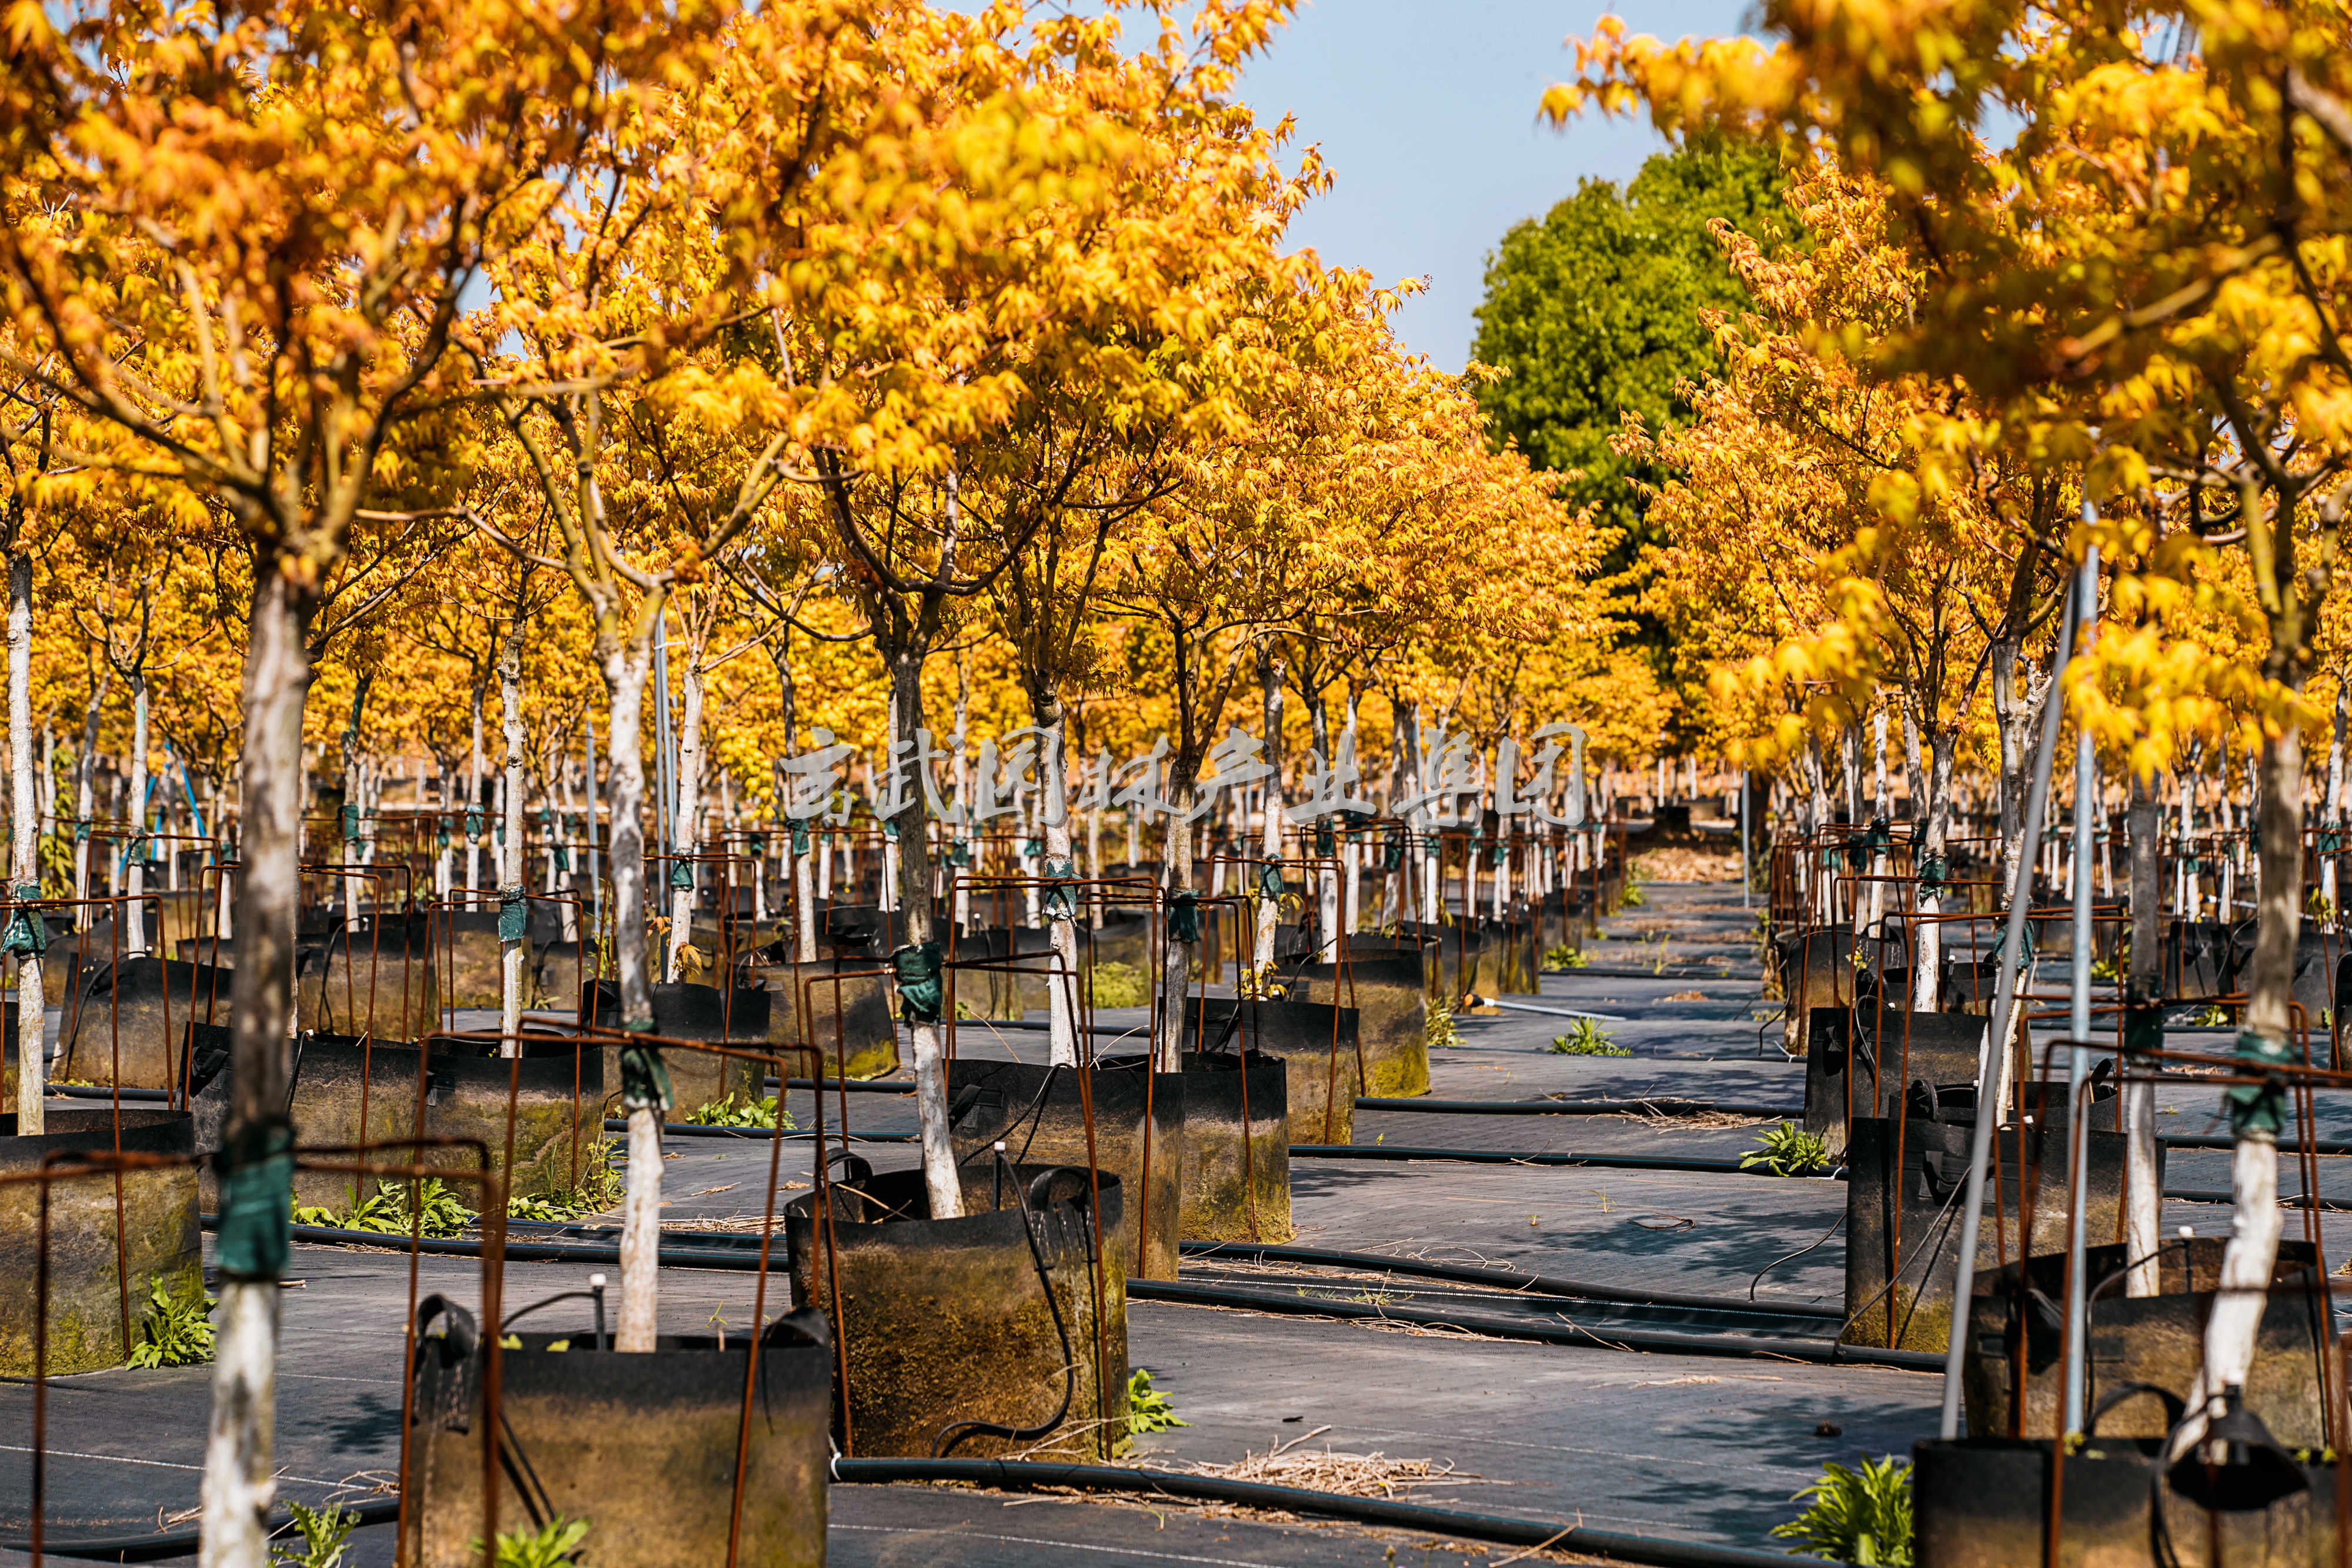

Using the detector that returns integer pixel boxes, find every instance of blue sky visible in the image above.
[1234,0,1751,369]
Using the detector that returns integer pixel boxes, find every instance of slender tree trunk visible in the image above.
[890,649,962,1219]
[666,661,704,984]
[1034,693,1078,1068]
[602,637,663,1352]
[1254,651,1284,974]
[1156,776,1197,1073]
[72,666,108,924]
[9,554,42,1133]
[1911,727,1954,1012]
[199,563,312,1568]
[125,677,150,953]
[2328,684,2347,912]
[1341,693,1361,942]
[2174,728,2301,1455]
[2124,770,2163,1296]
[499,614,527,1051]
[465,677,485,898]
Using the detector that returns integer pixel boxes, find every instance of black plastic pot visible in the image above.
[1773,927,1855,1054]
[784,1162,1130,1460]
[743,957,897,1081]
[416,908,530,1010]
[1845,1084,2137,1354]
[1914,1436,2340,1567]
[185,1031,606,1213]
[579,981,769,1114]
[299,925,440,1039]
[1180,997,1360,1145]
[55,956,232,1094]
[1176,1049,1291,1243]
[1802,1007,1986,1154]
[401,1296,829,1568]
[0,1108,200,1376]
[1281,953,1429,1098]
[1963,1238,2328,1446]
[947,1057,1180,1280]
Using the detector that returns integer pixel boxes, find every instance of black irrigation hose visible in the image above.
[600,1116,916,1142]
[1288,1145,1786,1175]
[6,1498,403,1563]
[1355,1097,1805,1118]
[12,1473,1830,1568]
[1126,1276,1942,1371]
[201,1213,775,1271]
[829,1457,1842,1568]
[1179,1241,1845,1320]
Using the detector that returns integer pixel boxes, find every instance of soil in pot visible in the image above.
[54,955,232,1094]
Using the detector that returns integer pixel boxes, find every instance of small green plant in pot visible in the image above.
[475,1516,593,1568]
[1542,944,1588,971]
[1741,1122,1833,1176]
[1772,1454,1912,1564]
[1549,1018,1628,1057]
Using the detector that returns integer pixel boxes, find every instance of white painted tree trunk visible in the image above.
[465,680,485,899]
[666,662,704,984]
[1255,658,1284,976]
[125,679,150,954]
[9,554,42,1133]
[71,667,107,923]
[888,650,961,1221]
[2328,684,2347,912]
[499,620,527,1052]
[2173,728,2303,1453]
[200,564,309,1568]
[1040,708,1078,1068]
[1155,781,1195,1073]
[602,645,663,1352]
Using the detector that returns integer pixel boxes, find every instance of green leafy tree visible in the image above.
[1469,136,1787,589]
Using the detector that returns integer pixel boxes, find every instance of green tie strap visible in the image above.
[1023,838,1044,861]
[1916,853,1949,898]
[884,820,900,842]
[620,1041,673,1112]
[947,840,973,868]
[552,843,570,874]
[791,821,811,857]
[2121,979,2165,1058]
[1381,833,1405,872]
[1168,890,1202,945]
[1257,863,1285,902]
[1313,823,1335,858]
[340,801,360,844]
[669,859,695,892]
[464,808,482,843]
[2224,1028,2292,1139]
[72,820,89,845]
[1041,855,1079,922]
[215,1119,295,1281]
[497,884,528,942]
[892,941,945,1025]
[3,885,46,957]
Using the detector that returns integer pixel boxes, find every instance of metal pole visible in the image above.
[1939,552,2083,1439]
[2062,532,2100,1434]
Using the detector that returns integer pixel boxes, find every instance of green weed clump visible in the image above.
[1741,1123,1833,1176]
[1772,1455,1912,1564]
[685,1091,792,1129]
[1549,1018,1628,1056]
[293,1177,476,1238]
[1424,995,1460,1051]
[1126,1368,1187,1436]
[129,1279,216,1369]
[1542,944,1589,971]
[272,1501,357,1568]
[477,1516,592,1568]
